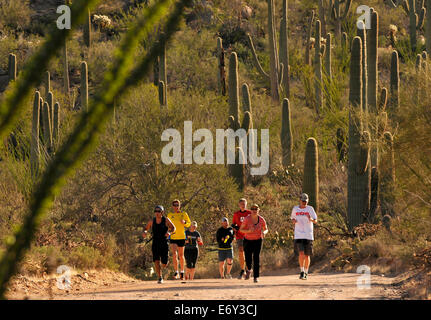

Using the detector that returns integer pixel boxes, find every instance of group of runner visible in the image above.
[143,194,317,283]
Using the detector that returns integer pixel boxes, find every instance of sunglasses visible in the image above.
[154,210,162,213]
[172,203,179,207]
[251,208,258,211]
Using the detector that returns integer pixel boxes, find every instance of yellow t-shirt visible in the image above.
[167,211,191,240]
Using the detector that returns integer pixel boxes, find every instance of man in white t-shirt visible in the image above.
[291,193,317,280]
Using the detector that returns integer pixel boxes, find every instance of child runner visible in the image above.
[184,221,203,280]
[216,217,234,279]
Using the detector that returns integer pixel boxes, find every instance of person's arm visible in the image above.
[240,220,250,234]
[166,218,176,236]
[231,214,239,231]
[308,208,318,223]
[291,208,297,224]
[261,218,268,236]
[182,212,191,228]
[216,229,223,245]
[197,232,203,246]
[143,220,152,238]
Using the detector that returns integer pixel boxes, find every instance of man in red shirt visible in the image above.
[231,198,252,279]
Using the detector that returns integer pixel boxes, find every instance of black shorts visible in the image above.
[170,239,186,247]
[184,248,199,268]
[152,241,169,264]
[294,239,313,256]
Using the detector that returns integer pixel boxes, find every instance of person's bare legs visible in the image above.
[190,268,196,280]
[226,258,233,275]
[304,255,311,273]
[219,261,225,278]
[186,268,191,280]
[170,243,179,276]
[154,260,161,278]
[178,246,185,275]
[238,246,245,270]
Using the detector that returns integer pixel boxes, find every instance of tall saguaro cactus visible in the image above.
[228,52,240,128]
[332,0,352,37]
[159,41,167,103]
[63,39,70,95]
[380,131,396,217]
[247,0,290,100]
[303,137,319,211]
[426,0,431,55]
[347,36,371,230]
[281,98,293,167]
[217,37,226,96]
[30,91,41,177]
[83,8,91,48]
[42,101,53,154]
[305,10,315,66]
[389,50,400,119]
[53,102,60,142]
[314,20,323,115]
[81,61,89,112]
[357,21,368,117]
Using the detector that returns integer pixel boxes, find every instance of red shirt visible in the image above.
[242,215,267,240]
[232,210,252,239]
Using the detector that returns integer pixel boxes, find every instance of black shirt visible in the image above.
[216,227,234,249]
[185,230,201,249]
[152,217,169,243]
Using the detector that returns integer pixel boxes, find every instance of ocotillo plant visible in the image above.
[0,0,190,298]
[305,10,315,66]
[217,37,226,96]
[303,137,319,211]
[389,50,400,119]
[8,53,17,82]
[83,8,91,48]
[380,131,396,217]
[30,91,41,177]
[247,0,289,100]
[404,0,426,52]
[281,98,293,167]
[81,61,89,111]
[314,20,323,115]
[347,36,371,230]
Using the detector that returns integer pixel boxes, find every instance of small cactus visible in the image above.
[241,83,252,114]
[305,10,316,66]
[63,39,70,95]
[380,131,396,217]
[8,53,17,82]
[389,50,400,119]
[30,91,41,177]
[404,0,425,52]
[158,80,166,106]
[217,37,226,96]
[53,102,60,143]
[303,137,319,211]
[44,71,51,99]
[83,8,91,48]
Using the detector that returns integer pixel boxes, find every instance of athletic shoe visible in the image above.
[237,270,245,279]
[245,270,251,280]
[180,272,185,281]
[226,274,232,279]
[302,273,308,280]
[253,278,259,283]
[157,277,163,284]
[173,271,179,279]
[299,271,304,279]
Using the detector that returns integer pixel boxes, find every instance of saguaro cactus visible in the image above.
[357,21,368,116]
[336,128,347,162]
[247,0,289,100]
[241,83,252,113]
[81,61,89,112]
[305,10,315,66]
[228,52,240,126]
[426,0,431,55]
[8,53,16,82]
[404,0,425,52]
[159,41,167,103]
[63,39,70,95]
[389,50,400,119]
[44,71,51,98]
[380,131,396,217]
[158,80,166,106]
[83,8,91,48]
[281,98,293,167]
[42,101,53,154]
[324,32,332,109]
[347,36,371,230]
[53,102,60,142]
[303,137,319,211]
[217,37,226,96]
[30,91,41,176]
[47,91,54,134]
[332,0,352,37]
[314,20,323,115]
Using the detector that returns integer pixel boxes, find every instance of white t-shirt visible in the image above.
[291,205,317,240]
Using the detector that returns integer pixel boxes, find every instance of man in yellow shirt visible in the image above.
[167,199,191,280]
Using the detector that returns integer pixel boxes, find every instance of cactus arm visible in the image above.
[241,83,252,113]
[241,111,251,133]
[418,7,426,29]
[278,63,284,87]
[356,131,370,175]
[379,87,388,112]
[247,34,270,79]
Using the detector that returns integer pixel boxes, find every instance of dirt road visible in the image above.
[23,270,402,300]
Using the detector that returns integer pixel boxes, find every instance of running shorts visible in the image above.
[218,248,233,262]
[152,241,169,264]
[294,239,313,256]
[184,248,199,268]
[169,239,186,247]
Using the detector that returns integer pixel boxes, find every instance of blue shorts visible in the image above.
[218,249,233,262]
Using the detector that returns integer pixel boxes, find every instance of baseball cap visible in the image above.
[250,203,259,210]
[155,205,164,212]
[221,217,228,222]
[300,193,309,202]
[191,221,198,227]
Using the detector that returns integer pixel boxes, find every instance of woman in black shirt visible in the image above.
[185,221,203,280]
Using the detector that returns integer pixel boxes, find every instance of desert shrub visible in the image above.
[0,0,32,32]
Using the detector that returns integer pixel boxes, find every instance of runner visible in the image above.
[231,198,252,279]
[291,193,317,280]
[143,205,176,284]
[216,217,234,279]
[184,221,203,280]
[167,199,191,280]
[240,203,268,283]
